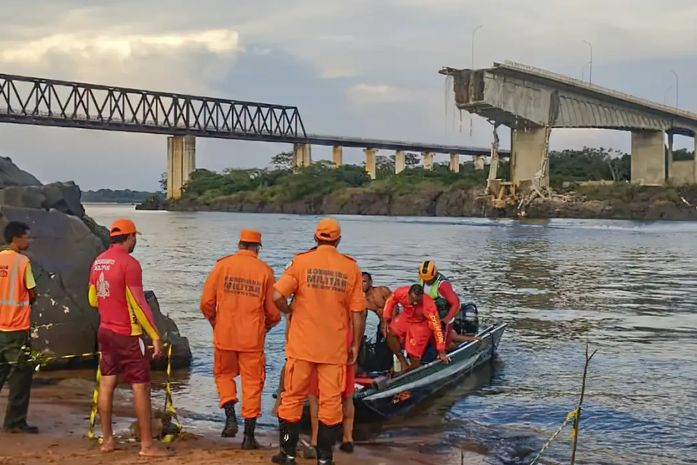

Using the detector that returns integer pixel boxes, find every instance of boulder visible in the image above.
[0,157,41,187]
[0,159,191,369]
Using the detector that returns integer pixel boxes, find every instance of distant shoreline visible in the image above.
[136,184,697,221]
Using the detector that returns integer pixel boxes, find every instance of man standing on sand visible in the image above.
[273,218,366,465]
[88,219,169,457]
[200,229,280,448]
[0,222,38,434]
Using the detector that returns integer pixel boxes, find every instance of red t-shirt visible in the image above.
[88,245,159,340]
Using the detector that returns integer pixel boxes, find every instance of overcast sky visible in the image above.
[1,0,696,190]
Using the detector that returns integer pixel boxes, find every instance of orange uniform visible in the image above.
[200,247,280,419]
[275,244,365,426]
[383,286,446,358]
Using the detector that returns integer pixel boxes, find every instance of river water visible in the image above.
[84,204,697,465]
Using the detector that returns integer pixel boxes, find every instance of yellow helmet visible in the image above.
[418,260,438,281]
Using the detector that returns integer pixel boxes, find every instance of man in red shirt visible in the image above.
[382,284,449,372]
[88,219,169,457]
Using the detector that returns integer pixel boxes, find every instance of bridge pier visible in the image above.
[166,135,196,200]
[332,145,343,167]
[293,143,311,168]
[395,150,406,174]
[473,155,485,170]
[631,130,665,185]
[422,152,434,171]
[510,127,549,188]
[364,148,377,179]
[449,154,460,173]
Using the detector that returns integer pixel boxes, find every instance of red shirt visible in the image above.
[88,245,159,340]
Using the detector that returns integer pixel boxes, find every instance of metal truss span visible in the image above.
[0,73,306,142]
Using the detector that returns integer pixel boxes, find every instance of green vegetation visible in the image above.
[179,152,492,206]
[549,147,631,186]
[82,189,160,203]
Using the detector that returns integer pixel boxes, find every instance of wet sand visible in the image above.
[0,375,487,465]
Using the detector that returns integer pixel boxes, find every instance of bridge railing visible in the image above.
[0,74,307,140]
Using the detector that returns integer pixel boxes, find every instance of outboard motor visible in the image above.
[454,303,479,335]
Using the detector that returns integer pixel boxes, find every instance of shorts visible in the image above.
[307,362,355,398]
[98,327,151,384]
[389,314,433,359]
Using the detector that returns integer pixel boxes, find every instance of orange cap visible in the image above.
[315,218,341,242]
[239,229,262,245]
[109,218,140,237]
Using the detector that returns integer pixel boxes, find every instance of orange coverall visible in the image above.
[274,245,365,426]
[200,249,281,419]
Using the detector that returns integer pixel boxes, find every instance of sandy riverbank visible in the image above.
[0,374,487,465]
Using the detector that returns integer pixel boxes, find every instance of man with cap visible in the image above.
[88,219,169,457]
[272,218,366,465]
[200,229,280,448]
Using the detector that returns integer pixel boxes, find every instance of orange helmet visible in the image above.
[418,260,438,281]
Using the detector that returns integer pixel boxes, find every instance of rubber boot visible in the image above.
[241,418,260,450]
[316,422,341,465]
[221,402,238,438]
[272,420,299,464]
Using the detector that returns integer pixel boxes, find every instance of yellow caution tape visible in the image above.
[83,342,182,443]
[86,354,102,442]
[528,406,580,465]
[162,343,182,443]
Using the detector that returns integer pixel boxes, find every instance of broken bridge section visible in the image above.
[441,61,697,190]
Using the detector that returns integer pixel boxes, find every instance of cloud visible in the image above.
[348,83,409,104]
[0,29,240,63]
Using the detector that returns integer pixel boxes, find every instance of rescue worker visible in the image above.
[418,260,460,327]
[88,219,170,457]
[200,229,280,448]
[382,284,449,372]
[272,218,366,465]
[418,260,481,348]
[0,222,38,434]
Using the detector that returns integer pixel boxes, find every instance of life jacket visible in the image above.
[0,251,32,331]
[419,272,450,319]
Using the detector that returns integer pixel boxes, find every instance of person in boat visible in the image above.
[362,272,391,335]
[382,284,450,372]
[418,260,480,349]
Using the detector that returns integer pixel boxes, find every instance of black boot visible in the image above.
[272,419,299,464]
[221,402,238,438]
[316,422,341,465]
[241,418,260,450]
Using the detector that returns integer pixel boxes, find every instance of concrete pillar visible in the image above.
[293,143,311,168]
[332,145,343,167]
[473,155,485,170]
[510,127,549,187]
[422,152,434,171]
[449,154,460,173]
[631,130,665,185]
[166,135,196,200]
[694,135,697,183]
[364,148,377,180]
[395,150,406,174]
[667,132,674,182]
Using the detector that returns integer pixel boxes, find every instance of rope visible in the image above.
[528,407,580,465]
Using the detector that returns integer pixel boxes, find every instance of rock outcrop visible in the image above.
[0,157,191,369]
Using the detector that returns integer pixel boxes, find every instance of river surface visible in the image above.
[83,204,697,465]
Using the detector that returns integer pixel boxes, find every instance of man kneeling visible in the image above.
[382,284,449,372]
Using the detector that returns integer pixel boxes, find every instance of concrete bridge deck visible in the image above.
[0,72,498,197]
